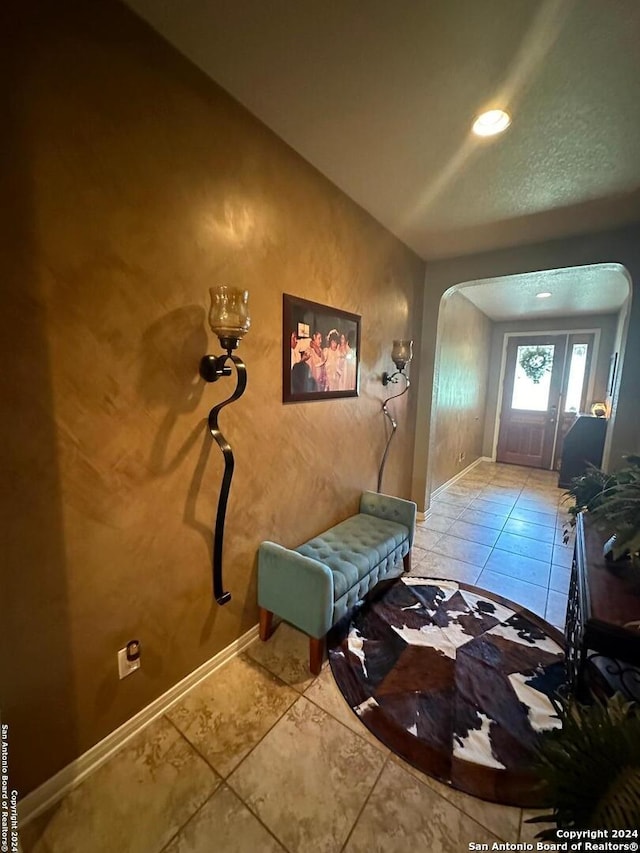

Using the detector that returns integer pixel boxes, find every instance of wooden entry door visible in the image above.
[497,336,566,469]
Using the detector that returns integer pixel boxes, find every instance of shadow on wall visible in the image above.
[138,306,228,642]
[138,305,207,476]
[0,22,76,796]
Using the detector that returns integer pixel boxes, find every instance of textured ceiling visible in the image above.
[125,0,640,260]
[458,264,630,321]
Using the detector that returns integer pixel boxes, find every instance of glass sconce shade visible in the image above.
[378,339,413,490]
[591,402,607,418]
[391,340,413,371]
[208,285,251,350]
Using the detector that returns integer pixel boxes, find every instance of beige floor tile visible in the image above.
[509,506,557,528]
[494,531,553,564]
[552,543,573,568]
[443,484,483,500]
[245,621,316,692]
[164,785,285,852]
[430,534,492,568]
[304,667,389,754]
[471,498,511,518]
[411,542,431,565]
[516,496,559,513]
[491,484,527,494]
[520,497,561,512]
[422,512,456,533]
[475,570,548,618]
[448,519,501,547]
[411,552,482,585]
[459,507,507,531]
[436,492,473,509]
[390,756,522,842]
[343,759,500,853]
[20,717,219,853]
[545,589,568,629]
[549,564,571,594]
[429,501,465,520]
[166,654,298,778]
[485,549,551,587]
[228,696,386,853]
[503,517,555,543]
[478,490,518,508]
[460,481,493,491]
[413,527,443,550]
[486,477,523,490]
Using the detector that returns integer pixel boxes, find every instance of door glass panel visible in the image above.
[564,343,588,413]
[511,345,554,411]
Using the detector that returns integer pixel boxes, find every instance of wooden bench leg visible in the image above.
[259,607,274,641]
[309,636,324,676]
[403,550,411,573]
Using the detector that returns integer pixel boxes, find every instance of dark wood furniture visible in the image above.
[565,513,640,700]
[557,414,607,488]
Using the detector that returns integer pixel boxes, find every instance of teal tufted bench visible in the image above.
[258,491,416,674]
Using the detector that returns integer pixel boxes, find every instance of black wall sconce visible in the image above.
[378,339,413,493]
[199,285,250,605]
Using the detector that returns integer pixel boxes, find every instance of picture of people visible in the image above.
[283,295,360,402]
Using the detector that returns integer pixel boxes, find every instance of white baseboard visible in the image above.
[429,456,492,503]
[19,624,259,826]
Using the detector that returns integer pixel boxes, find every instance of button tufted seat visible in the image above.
[258,491,416,674]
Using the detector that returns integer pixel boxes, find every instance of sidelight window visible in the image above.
[564,343,588,413]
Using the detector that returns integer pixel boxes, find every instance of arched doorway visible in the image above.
[426,263,631,507]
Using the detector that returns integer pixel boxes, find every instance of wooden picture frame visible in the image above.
[283,294,360,403]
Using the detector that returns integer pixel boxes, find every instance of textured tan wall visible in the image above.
[0,0,424,795]
[431,292,491,491]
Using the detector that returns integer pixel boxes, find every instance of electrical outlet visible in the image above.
[458,451,466,463]
[118,644,141,679]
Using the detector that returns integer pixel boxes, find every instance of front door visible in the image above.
[497,335,566,468]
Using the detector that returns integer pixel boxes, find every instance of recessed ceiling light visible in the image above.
[472,109,511,137]
[536,292,552,299]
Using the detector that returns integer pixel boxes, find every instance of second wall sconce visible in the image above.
[199,285,250,605]
[378,339,413,493]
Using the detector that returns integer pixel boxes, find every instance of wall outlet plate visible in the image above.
[118,647,140,679]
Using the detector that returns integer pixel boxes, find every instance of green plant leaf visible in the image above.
[531,694,640,833]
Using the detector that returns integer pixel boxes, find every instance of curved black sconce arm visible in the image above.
[377,371,410,494]
[199,353,247,605]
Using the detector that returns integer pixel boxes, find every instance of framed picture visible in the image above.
[283,293,360,403]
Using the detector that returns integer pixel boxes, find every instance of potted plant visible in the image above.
[563,455,640,565]
[528,693,640,836]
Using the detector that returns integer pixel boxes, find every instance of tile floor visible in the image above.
[415,460,573,632]
[20,462,564,853]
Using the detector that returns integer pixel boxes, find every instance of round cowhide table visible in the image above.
[327,576,566,807]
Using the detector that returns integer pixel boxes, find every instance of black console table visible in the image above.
[565,513,640,701]
[558,414,607,489]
